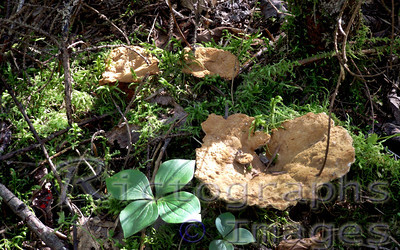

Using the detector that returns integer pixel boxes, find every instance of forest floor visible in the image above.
[0,0,400,249]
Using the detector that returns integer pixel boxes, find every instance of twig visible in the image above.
[2,81,64,188]
[192,0,201,45]
[72,44,133,54]
[0,113,112,162]
[62,41,73,126]
[120,77,148,124]
[139,117,181,250]
[68,40,85,49]
[241,47,382,76]
[147,13,159,43]
[167,4,174,50]
[111,97,133,170]
[297,51,335,66]
[317,65,344,177]
[265,0,294,17]
[349,57,375,131]
[37,138,92,166]
[0,18,60,46]
[239,47,270,74]
[264,27,275,42]
[335,1,374,79]
[0,183,67,249]
[72,44,151,65]
[25,62,58,107]
[389,0,394,69]
[150,115,188,183]
[61,0,75,126]
[10,48,51,71]
[90,130,105,157]
[230,2,257,105]
[4,80,77,232]
[152,138,172,183]
[83,3,130,45]
[389,235,400,248]
[342,0,362,64]
[317,0,349,177]
[139,229,147,250]
[265,144,281,171]
[379,0,391,13]
[166,0,193,50]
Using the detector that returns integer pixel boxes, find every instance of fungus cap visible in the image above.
[182,47,239,80]
[99,46,159,85]
[195,112,355,210]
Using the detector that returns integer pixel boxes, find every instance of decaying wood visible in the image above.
[0,183,67,250]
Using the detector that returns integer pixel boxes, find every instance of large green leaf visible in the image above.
[119,200,158,238]
[155,159,195,197]
[215,212,235,238]
[225,228,256,245]
[157,191,201,223]
[209,240,234,250]
[106,169,153,200]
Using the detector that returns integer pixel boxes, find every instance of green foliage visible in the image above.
[203,30,264,63]
[209,212,255,249]
[106,159,201,238]
[154,159,196,197]
[351,131,400,188]
[155,39,186,81]
[255,210,291,247]
[55,211,78,232]
[0,230,27,250]
[143,226,178,249]
[1,1,400,248]
[236,59,301,114]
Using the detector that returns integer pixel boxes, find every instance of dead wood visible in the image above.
[0,183,67,250]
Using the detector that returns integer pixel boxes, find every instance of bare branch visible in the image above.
[0,183,67,250]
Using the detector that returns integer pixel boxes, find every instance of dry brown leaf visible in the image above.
[106,123,141,149]
[75,216,122,250]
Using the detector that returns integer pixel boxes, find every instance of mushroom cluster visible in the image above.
[195,112,355,210]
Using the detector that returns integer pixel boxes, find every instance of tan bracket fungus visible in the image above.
[99,46,159,97]
[195,112,355,210]
[182,47,239,80]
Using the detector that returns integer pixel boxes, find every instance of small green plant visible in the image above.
[209,212,255,250]
[106,159,201,238]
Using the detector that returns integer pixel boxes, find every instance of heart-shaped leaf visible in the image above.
[158,191,201,223]
[120,200,158,238]
[155,159,195,197]
[225,228,256,245]
[106,169,153,200]
[215,212,235,238]
[209,240,234,250]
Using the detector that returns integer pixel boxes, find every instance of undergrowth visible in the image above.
[1,4,399,248]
